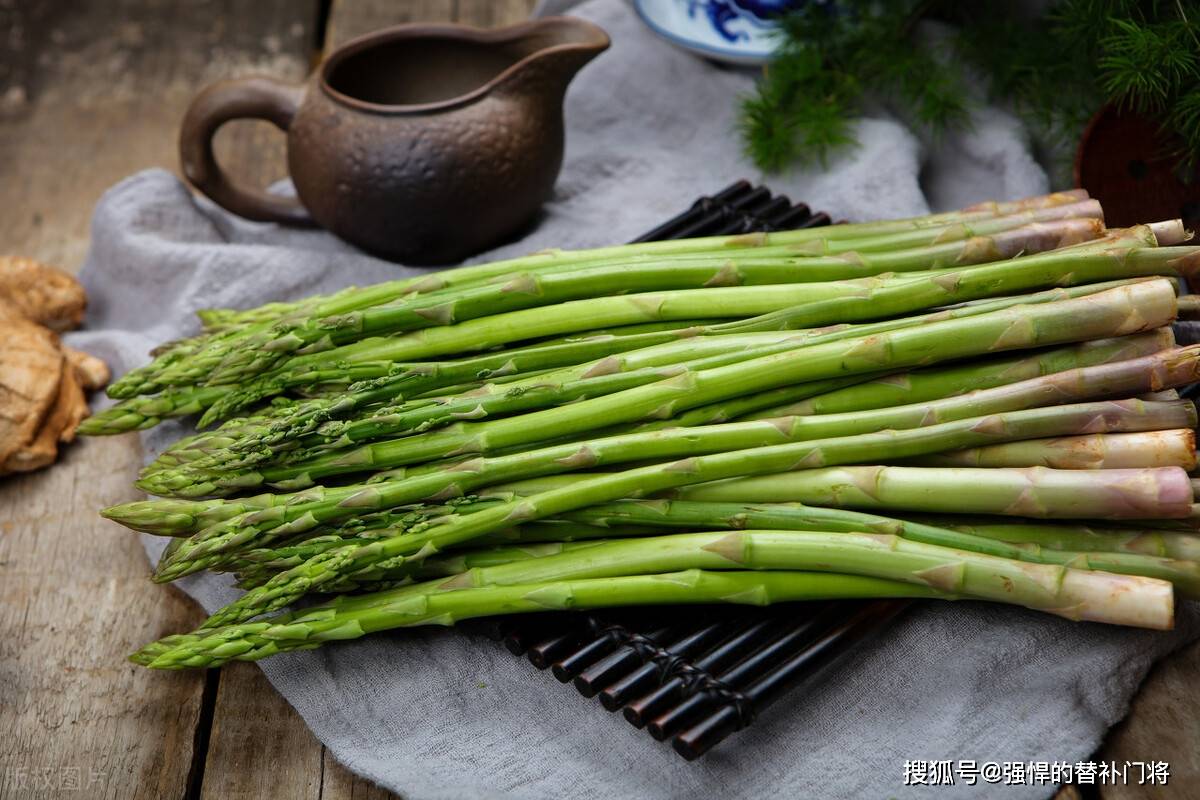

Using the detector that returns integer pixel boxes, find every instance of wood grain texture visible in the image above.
[325,0,458,50]
[0,1,318,799]
[321,754,401,800]
[0,0,316,272]
[455,0,543,29]
[324,0,539,50]
[200,663,400,799]
[198,663,324,800]
[0,436,206,800]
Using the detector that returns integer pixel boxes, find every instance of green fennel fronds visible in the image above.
[741,0,1200,171]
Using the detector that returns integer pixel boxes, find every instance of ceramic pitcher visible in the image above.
[179,17,609,263]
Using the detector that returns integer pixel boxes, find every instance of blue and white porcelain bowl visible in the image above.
[633,0,808,66]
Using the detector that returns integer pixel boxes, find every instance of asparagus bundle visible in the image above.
[87,192,1200,668]
[137,290,1175,470]
[220,500,1200,598]
[160,396,1192,627]
[106,194,1101,399]
[138,331,1195,493]
[132,533,1172,669]
[133,281,1185,497]
[123,371,1197,580]
[208,215,1106,385]
[88,218,1185,431]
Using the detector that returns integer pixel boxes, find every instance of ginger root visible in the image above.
[0,257,106,477]
[0,255,88,332]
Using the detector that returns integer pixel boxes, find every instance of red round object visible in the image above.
[1075,106,1200,231]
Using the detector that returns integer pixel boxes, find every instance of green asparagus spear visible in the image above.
[901,516,1200,559]
[642,327,1176,429]
[903,430,1196,469]
[747,333,1181,420]
[133,569,957,668]
[668,465,1195,519]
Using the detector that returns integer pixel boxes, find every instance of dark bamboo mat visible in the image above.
[473,181,910,759]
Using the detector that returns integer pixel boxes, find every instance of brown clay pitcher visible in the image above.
[179,17,609,263]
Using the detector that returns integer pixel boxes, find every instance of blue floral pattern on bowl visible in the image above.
[635,0,809,65]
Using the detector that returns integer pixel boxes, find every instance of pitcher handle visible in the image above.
[179,77,313,225]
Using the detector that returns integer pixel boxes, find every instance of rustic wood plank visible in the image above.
[321,752,401,800]
[197,663,325,800]
[324,0,538,52]
[0,2,319,799]
[0,436,206,800]
[200,665,399,799]
[0,0,316,273]
[455,0,543,29]
[325,0,457,51]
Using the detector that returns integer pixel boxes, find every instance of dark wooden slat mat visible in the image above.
[472,181,912,759]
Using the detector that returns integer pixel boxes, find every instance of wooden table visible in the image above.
[0,2,1195,798]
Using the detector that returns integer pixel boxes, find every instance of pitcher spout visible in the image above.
[492,16,610,98]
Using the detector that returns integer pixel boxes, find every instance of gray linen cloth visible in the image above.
[68,1,1198,797]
